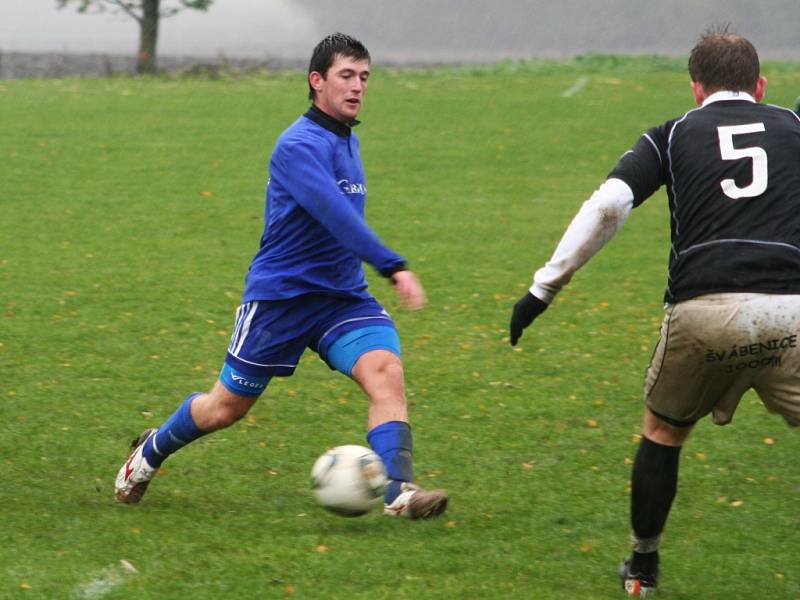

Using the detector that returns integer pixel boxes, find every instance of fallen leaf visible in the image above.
[763,437,775,445]
[119,559,138,573]
[315,545,327,553]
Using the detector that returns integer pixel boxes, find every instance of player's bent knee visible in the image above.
[191,383,258,431]
[213,400,252,428]
[643,408,694,446]
[375,354,404,379]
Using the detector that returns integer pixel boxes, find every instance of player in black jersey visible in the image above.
[509,28,800,597]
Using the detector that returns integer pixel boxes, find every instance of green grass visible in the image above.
[2,58,800,599]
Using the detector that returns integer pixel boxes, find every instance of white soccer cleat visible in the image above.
[115,428,158,504]
[383,482,448,519]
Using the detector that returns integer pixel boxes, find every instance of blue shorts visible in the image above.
[219,294,401,396]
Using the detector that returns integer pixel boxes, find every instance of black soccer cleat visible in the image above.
[619,558,658,597]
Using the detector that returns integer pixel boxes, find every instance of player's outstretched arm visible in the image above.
[509,178,634,346]
[391,270,426,310]
[509,292,549,345]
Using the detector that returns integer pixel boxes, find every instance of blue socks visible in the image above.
[142,392,207,468]
[140,399,414,506]
[367,420,414,504]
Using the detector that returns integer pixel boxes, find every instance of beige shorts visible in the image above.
[645,293,800,426]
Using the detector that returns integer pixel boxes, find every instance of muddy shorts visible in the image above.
[645,293,800,426]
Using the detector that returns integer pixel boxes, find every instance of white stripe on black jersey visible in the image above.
[609,92,800,303]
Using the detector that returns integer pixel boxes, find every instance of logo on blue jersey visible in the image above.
[338,179,367,195]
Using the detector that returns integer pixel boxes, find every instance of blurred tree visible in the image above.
[56,0,214,74]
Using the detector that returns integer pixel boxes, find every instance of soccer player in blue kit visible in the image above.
[115,33,448,519]
[509,29,800,595]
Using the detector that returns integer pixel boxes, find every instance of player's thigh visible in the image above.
[221,300,311,396]
[314,297,400,378]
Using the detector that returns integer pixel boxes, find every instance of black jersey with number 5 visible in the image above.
[609,96,800,303]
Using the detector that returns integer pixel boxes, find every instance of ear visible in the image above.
[753,76,767,102]
[309,71,324,94]
[691,80,707,106]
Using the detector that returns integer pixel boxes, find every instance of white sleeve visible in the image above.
[530,177,634,303]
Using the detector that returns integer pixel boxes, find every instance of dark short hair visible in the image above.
[688,27,760,94]
[308,33,371,101]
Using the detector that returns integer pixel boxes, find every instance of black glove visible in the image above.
[509,292,549,346]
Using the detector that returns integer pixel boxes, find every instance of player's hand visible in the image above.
[391,270,426,310]
[509,292,549,346]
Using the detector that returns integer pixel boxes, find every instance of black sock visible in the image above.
[629,436,681,573]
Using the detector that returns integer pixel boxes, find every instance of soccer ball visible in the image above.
[310,445,387,517]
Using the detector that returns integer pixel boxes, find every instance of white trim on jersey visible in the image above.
[530,177,634,303]
[702,90,756,106]
[766,103,800,123]
[317,314,393,351]
[643,133,663,166]
[678,238,800,257]
[664,105,703,295]
[230,355,297,369]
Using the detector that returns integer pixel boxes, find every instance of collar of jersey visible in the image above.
[304,104,359,137]
[702,90,756,107]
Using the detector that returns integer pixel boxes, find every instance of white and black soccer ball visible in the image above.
[310,445,387,517]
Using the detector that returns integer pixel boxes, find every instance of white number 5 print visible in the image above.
[717,123,767,199]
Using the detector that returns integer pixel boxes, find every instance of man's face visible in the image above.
[310,54,370,123]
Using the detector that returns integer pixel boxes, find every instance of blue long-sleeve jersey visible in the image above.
[242,106,407,302]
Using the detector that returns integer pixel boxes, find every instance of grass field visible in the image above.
[2,56,800,599]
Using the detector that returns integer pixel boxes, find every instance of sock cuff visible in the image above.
[367,420,412,451]
[178,392,205,437]
[640,435,682,456]
[630,532,661,553]
[367,420,413,485]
